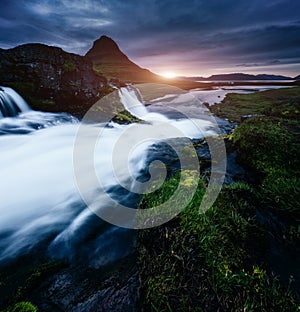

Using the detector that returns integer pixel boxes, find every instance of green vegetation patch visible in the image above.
[113,109,142,123]
[41,99,55,106]
[138,178,298,311]
[232,117,299,176]
[4,301,37,312]
[232,117,300,223]
[210,87,300,122]
[62,61,76,72]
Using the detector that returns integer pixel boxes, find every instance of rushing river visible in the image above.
[0,84,286,267]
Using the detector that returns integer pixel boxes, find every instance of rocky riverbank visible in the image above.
[137,87,300,311]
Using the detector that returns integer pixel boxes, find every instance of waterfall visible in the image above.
[0,86,30,118]
[119,87,168,122]
[119,86,148,118]
[0,85,226,266]
[118,86,218,138]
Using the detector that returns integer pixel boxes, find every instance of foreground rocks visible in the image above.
[26,254,139,312]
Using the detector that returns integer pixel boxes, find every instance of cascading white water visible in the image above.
[119,86,220,138]
[0,86,224,266]
[0,86,30,118]
[119,87,169,122]
[119,87,148,119]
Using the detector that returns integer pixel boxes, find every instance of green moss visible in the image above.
[41,99,55,106]
[92,66,101,74]
[63,61,76,72]
[5,301,37,312]
[86,87,142,124]
[0,258,67,309]
[113,110,142,123]
[69,81,78,87]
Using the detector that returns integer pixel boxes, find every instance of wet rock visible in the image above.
[29,255,140,312]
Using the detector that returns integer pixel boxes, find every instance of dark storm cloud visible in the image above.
[1,0,300,75]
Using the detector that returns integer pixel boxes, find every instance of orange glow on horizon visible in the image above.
[160,72,178,79]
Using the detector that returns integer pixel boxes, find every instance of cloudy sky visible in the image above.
[1,0,300,77]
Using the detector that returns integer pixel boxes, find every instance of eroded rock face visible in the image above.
[0,43,108,117]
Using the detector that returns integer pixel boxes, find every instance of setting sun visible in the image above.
[161,72,177,79]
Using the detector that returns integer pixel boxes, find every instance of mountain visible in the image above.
[255,74,292,80]
[294,75,300,80]
[0,43,108,116]
[180,73,292,81]
[206,73,292,81]
[177,76,206,81]
[85,35,161,83]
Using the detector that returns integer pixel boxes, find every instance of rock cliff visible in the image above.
[0,43,109,117]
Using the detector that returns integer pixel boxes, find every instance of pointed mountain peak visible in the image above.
[93,35,120,49]
[85,35,124,58]
[85,35,161,82]
[97,35,116,43]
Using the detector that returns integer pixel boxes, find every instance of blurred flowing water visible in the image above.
[0,86,229,267]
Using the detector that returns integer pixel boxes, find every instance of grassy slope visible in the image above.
[94,61,157,83]
[209,86,300,122]
[138,178,299,311]
[137,87,300,311]
[91,52,162,83]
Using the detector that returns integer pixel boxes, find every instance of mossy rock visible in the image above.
[6,302,37,312]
